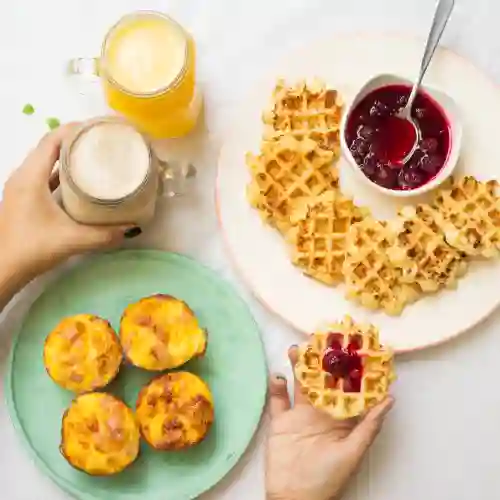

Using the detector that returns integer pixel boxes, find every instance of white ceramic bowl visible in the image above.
[340,73,463,197]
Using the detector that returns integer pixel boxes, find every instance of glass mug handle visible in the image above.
[67,58,100,77]
[157,160,196,198]
[66,64,197,197]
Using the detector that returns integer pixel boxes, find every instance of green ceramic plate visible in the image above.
[5,250,267,500]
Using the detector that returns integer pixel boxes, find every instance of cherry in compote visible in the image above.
[345,84,451,190]
[322,333,363,393]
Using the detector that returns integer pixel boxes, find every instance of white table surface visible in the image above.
[1,1,500,499]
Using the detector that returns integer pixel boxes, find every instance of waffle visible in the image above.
[262,79,343,155]
[246,134,339,232]
[287,191,370,285]
[432,176,500,258]
[295,316,395,420]
[387,205,468,293]
[343,218,420,315]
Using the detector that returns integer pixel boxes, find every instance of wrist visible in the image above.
[0,214,52,283]
[266,494,299,500]
[0,253,33,310]
[0,223,41,293]
[2,243,37,285]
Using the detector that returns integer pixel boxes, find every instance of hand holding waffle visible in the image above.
[266,344,394,500]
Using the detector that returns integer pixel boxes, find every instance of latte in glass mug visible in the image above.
[60,118,159,225]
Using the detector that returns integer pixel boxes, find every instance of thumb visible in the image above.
[268,374,291,419]
[346,397,394,459]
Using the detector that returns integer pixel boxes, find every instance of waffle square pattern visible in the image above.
[295,316,395,420]
[343,218,420,315]
[288,191,369,285]
[432,176,500,258]
[262,78,343,154]
[387,205,468,293]
[246,135,339,232]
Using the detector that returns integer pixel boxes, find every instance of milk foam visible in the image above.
[69,123,150,200]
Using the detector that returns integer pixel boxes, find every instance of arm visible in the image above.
[265,346,394,500]
[0,123,134,312]
[0,251,32,311]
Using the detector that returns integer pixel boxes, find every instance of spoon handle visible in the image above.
[407,0,455,107]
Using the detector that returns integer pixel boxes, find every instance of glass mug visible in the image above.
[59,117,195,226]
[68,11,202,139]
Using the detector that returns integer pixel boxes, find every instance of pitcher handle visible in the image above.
[67,57,101,77]
[158,160,197,198]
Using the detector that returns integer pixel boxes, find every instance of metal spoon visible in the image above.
[396,0,455,162]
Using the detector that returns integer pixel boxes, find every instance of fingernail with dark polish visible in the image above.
[124,227,142,238]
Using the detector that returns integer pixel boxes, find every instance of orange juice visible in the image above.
[100,12,201,138]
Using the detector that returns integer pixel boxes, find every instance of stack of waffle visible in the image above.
[247,79,344,233]
[246,79,500,315]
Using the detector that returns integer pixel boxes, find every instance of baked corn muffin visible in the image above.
[136,372,214,450]
[44,314,122,393]
[120,295,207,371]
[60,393,140,475]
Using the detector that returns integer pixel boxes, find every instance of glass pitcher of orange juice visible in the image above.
[68,11,202,139]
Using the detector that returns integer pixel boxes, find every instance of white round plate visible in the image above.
[217,33,500,353]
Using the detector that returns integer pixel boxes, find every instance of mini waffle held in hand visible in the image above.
[295,316,395,420]
[246,135,339,232]
[262,79,343,155]
[343,218,420,315]
[432,176,500,258]
[288,191,370,285]
[387,205,468,293]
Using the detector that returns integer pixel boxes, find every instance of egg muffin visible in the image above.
[120,295,207,371]
[60,393,140,475]
[136,372,214,450]
[44,314,123,393]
